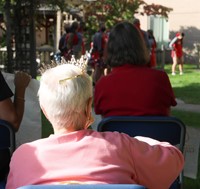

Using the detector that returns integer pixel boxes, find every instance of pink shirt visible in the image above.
[6,130,184,189]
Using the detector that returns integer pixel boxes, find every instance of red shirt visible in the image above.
[171,38,183,58]
[94,64,177,117]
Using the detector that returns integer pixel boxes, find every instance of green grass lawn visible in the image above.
[164,63,200,104]
[172,110,200,129]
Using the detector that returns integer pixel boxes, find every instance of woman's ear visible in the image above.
[85,97,93,118]
[84,97,94,129]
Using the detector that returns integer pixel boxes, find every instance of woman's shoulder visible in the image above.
[147,67,168,75]
[91,130,133,143]
[136,67,169,83]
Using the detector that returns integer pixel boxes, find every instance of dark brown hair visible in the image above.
[105,21,149,67]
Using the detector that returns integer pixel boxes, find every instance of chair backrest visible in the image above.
[97,116,186,189]
[97,116,186,152]
[0,119,16,154]
[17,184,147,189]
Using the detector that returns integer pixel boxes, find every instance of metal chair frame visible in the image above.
[0,119,16,154]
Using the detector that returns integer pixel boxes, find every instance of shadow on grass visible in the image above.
[173,83,200,104]
[172,109,200,128]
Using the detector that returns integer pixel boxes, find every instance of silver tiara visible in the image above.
[39,55,88,75]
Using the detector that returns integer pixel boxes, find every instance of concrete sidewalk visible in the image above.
[173,99,200,113]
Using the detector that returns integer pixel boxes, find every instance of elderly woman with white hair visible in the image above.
[6,63,184,189]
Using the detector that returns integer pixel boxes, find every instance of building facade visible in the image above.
[136,0,200,64]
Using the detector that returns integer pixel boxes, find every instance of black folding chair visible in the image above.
[0,119,16,182]
[0,119,16,154]
[97,116,186,189]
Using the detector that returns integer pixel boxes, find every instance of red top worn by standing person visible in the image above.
[170,32,184,58]
[91,25,108,66]
[147,29,157,68]
[91,24,108,84]
[63,21,85,60]
[150,40,157,67]
[169,32,184,75]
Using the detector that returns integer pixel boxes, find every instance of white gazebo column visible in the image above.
[56,9,61,52]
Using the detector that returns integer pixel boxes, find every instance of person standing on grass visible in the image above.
[169,32,185,75]
[91,23,108,84]
[58,23,71,57]
[147,29,157,68]
[133,18,150,52]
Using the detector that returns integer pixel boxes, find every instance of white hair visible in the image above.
[38,64,92,130]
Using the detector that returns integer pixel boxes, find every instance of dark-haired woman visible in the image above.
[94,21,177,118]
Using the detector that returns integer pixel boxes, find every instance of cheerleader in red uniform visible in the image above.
[169,32,185,75]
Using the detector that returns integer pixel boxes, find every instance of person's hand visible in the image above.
[14,71,31,90]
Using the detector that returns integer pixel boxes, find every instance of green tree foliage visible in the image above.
[82,0,172,39]
[83,0,142,35]
[0,0,173,37]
